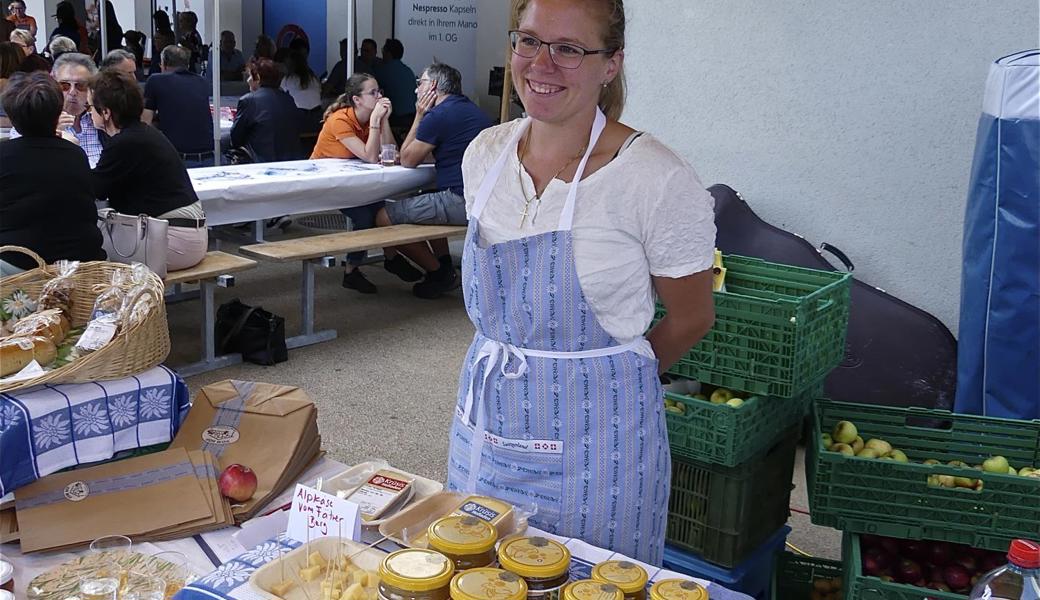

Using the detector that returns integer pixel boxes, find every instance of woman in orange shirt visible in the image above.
[312,73,416,293]
[6,1,36,39]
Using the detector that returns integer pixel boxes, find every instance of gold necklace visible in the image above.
[517,132,588,229]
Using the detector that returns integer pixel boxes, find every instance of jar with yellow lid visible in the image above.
[590,561,648,600]
[497,536,571,600]
[378,549,456,600]
[428,515,499,571]
[648,579,707,600]
[562,580,623,600]
[450,568,528,600]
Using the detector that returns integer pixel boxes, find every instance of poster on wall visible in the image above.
[394,0,478,97]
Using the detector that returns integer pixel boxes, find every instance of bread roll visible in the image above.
[0,336,58,377]
[11,310,69,344]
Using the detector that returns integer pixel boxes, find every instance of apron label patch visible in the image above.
[482,430,564,455]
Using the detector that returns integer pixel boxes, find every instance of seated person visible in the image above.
[311,73,408,295]
[218,30,245,81]
[229,58,299,162]
[89,69,208,271]
[281,47,322,135]
[142,44,214,167]
[101,48,137,78]
[374,62,492,299]
[10,29,49,73]
[47,35,78,62]
[0,72,105,276]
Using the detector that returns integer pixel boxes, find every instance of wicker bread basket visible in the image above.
[0,246,170,393]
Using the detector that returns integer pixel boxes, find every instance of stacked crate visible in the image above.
[805,399,1040,599]
[656,255,852,599]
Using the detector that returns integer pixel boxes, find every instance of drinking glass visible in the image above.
[150,551,198,598]
[78,575,119,600]
[89,535,132,584]
[123,573,166,600]
[380,144,398,167]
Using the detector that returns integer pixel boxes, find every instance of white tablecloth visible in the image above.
[189,159,436,226]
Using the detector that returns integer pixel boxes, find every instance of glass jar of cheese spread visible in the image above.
[379,549,456,600]
[428,515,498,571]
[563,580,623,600]
[649,580,707,600]
[591,561,648,600]
[497,536,571,600]
[450,568,528,600]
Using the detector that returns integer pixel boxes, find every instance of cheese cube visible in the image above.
[308,552,328,567]
[269,580,294,597]
[299,565,323,581]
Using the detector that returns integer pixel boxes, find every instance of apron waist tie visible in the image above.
[461,335,654,492]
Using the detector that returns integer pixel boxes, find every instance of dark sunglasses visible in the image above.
[59,81,89,92]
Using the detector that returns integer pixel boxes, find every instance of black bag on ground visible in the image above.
[215,299,288,365]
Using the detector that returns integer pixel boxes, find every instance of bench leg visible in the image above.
[165,283,201,304]
[174,279,243,377]
[285,258,337,349]
[253,220,265,243]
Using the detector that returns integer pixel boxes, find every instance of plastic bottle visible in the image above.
[969,539,1040,600]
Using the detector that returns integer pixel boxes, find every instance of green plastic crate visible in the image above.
[770,552,843,600]
[843,533,965,600]
[655,255,851,398]
[665,383,816,467]
[808,399,1040,552]
[667,424,799,568]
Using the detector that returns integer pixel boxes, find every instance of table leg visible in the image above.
[174,279,243,377]
[286,258,337,349]
[253,220,265,243]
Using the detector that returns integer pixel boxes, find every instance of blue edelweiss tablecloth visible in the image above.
[0,365,190,496]
[175,530,752,600]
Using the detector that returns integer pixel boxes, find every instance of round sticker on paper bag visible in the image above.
[64,481,89,502]
[202,426,240,445]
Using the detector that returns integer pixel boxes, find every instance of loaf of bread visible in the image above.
[11,309,70,345]
[0,336,58,377]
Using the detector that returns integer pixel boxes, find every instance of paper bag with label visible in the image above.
[14,448,212,553]
[170,380,319,521]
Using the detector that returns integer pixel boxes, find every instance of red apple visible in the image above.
[218,464,258,502]
[897,559,923,584]
[927,542,954,566]
[943,564,971,591]
[953,554,978,573]
[863,548,892,576]
[880,538,901,556]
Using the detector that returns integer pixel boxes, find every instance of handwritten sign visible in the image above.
[286,484,361,543]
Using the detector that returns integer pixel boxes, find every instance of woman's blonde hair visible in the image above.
[509,0,626,121]
[322,72,376,121]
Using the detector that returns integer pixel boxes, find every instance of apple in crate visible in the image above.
[219,464,258,501]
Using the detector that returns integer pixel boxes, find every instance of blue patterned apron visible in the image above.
[446,109,671,565]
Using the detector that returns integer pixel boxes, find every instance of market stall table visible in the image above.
[0,365,189,496]
[189,160,436,241]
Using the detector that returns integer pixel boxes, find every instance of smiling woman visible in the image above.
[443,0,718,565]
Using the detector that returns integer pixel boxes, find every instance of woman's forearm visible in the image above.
[647,312,713,374]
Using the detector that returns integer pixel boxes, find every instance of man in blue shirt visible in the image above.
[374,62,493,299]
[374,38,416,141]
[142,44,215,167]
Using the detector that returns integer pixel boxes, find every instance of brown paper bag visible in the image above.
[171,380,318,521]
[0,506,18,543]
[15,448,212,553]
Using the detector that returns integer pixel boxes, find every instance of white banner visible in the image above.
[394,0,479,98]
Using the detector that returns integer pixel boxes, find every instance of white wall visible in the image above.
[623,0,1039,334]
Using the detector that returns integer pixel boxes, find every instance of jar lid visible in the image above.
[563,580,622,600]
[497,536,571,579]
[591,561,648,594]
[1008,539,1040,569]
[0,560,11,586]
[649,579,707,600]
[450,568,528,600]
[379,549,455,592]
[428,515,497,555]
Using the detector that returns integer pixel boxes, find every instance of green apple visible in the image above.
[709,388,733,404]
[693,393,708,401]
[923,459,941,465]
[887,449,909,463]
[821,433,833,448]
[879,456,894,461]
[1008,467,1018,476]
[832,421,858,444]
[674,401,686,413]
[955,476,976,488]
[1019,467,1037,477]
[664,398,676,408]
[831,443,855,456]
[865,439,892,455]
[938,475,957,488]
[665,406,683,414]
[725,398,745,408]
[982,455,1010,474]
[856,448,881,459]
[851,436,865,454]
[927,474,941,487]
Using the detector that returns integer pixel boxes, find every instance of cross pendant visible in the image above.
[518,202,530,229]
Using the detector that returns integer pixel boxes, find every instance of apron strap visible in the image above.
[558,108,607,232]
[471,117,531,221]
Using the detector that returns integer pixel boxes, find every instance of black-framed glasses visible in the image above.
[59,80,89,92]
[508,30,616,69]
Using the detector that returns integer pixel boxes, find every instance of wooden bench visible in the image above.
[164,251,258,377]
[239,224,466,349]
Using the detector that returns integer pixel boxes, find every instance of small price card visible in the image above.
[286,484,361,543]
